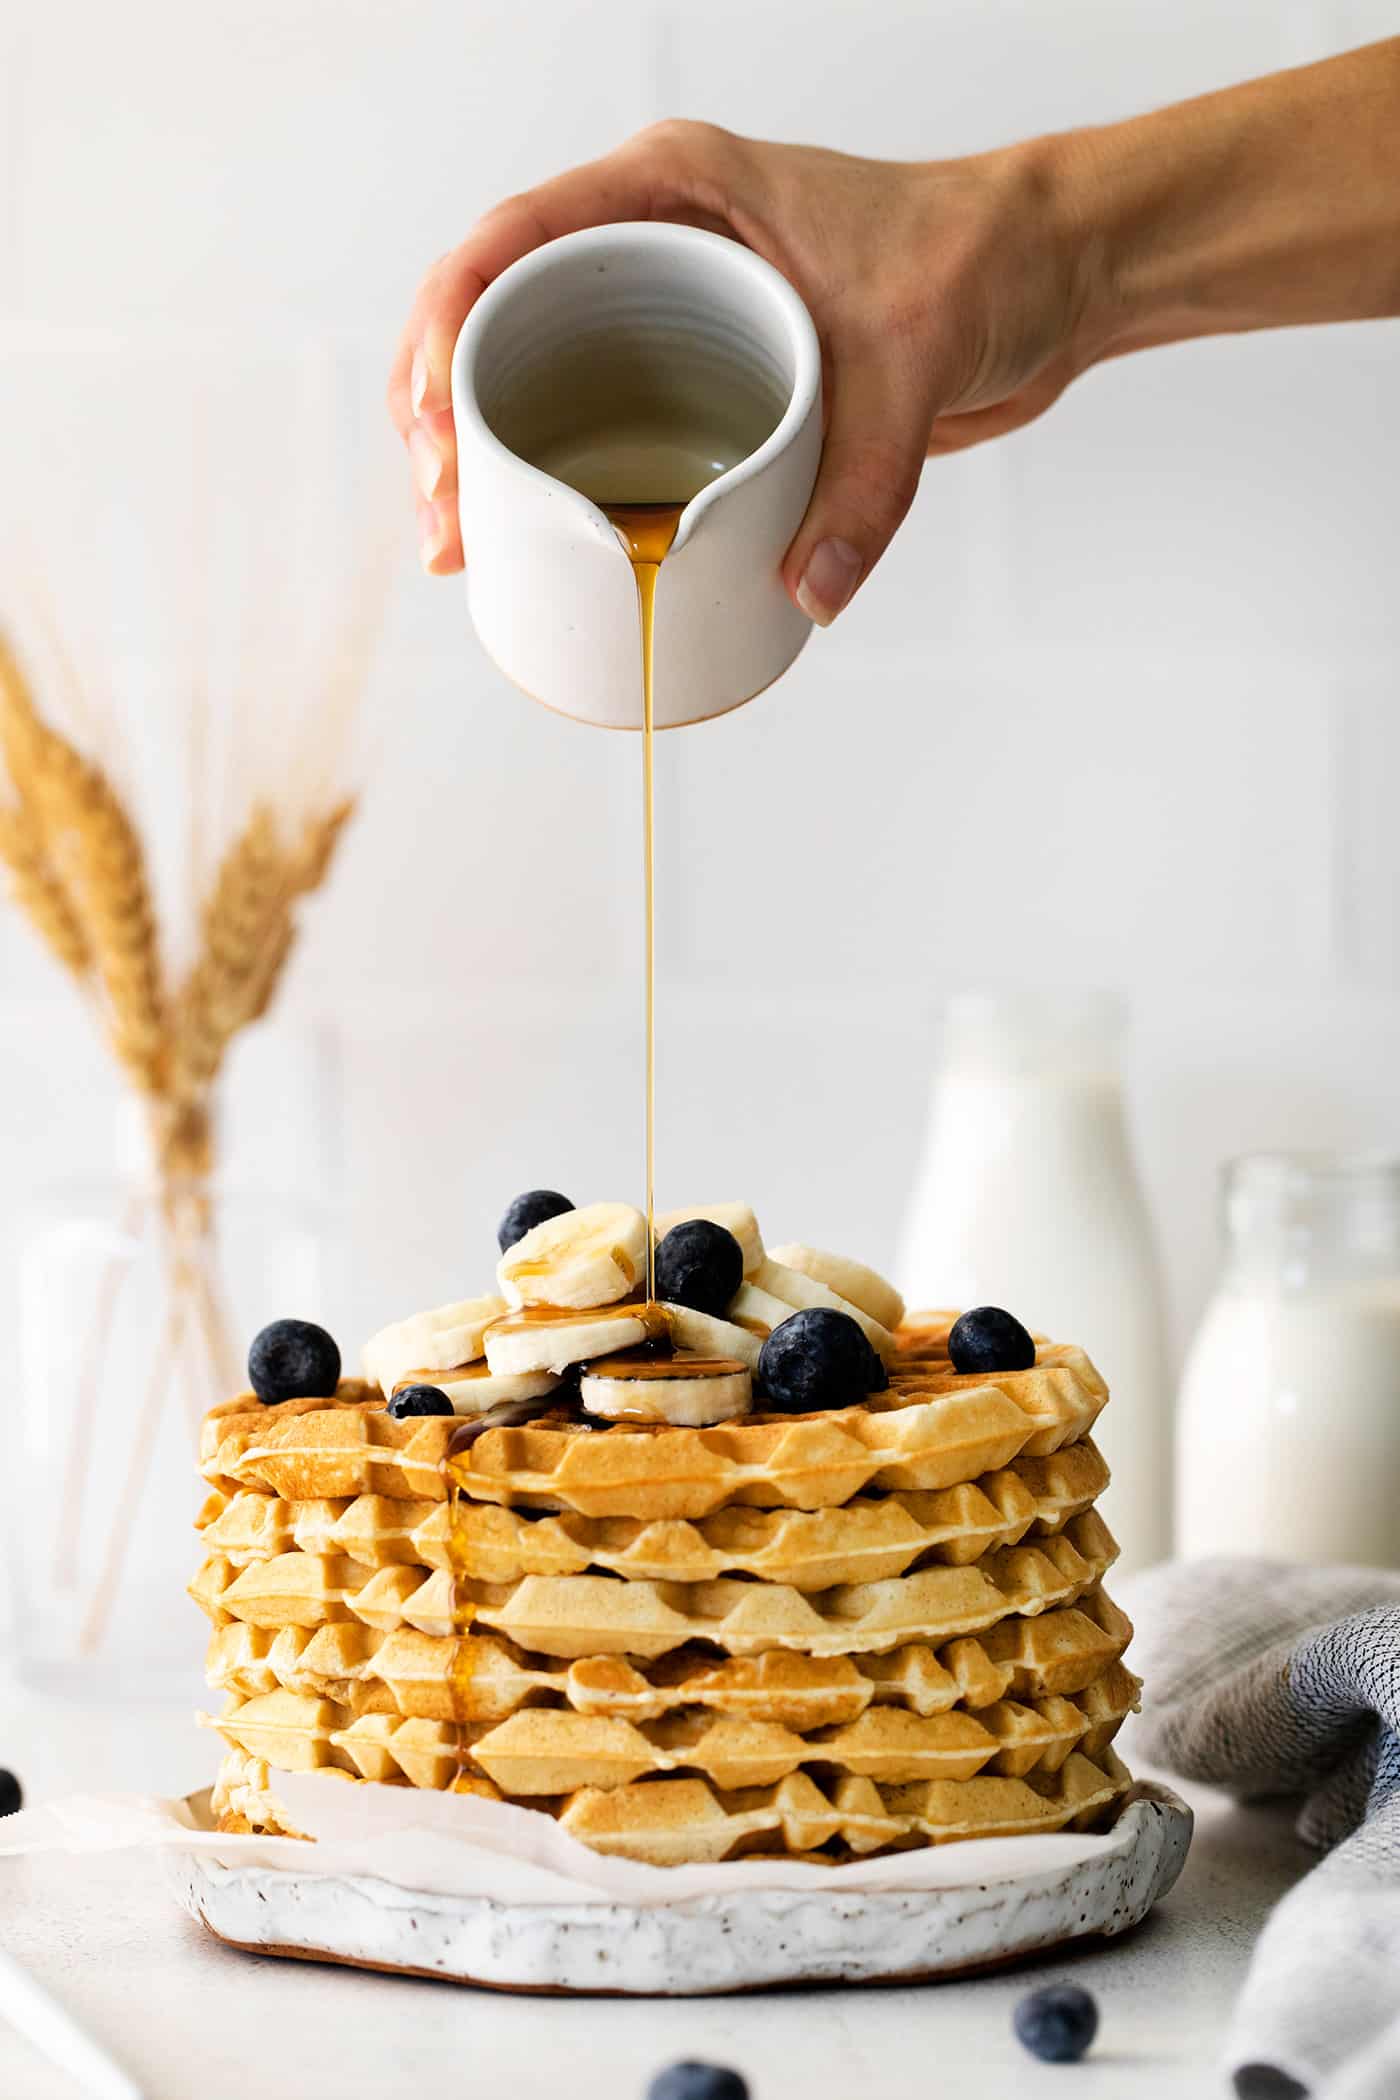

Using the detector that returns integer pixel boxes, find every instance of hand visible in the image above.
[388,121,1088,622]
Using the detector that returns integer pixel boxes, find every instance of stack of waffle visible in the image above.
[192,1305,1137,1865]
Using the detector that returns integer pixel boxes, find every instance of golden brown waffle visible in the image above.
[201,1382,456,1503]
[201,1657,1136,1797]
[196,1439,1109,1588]
[190,1552,455,1637]
[208,1741,1132,1863]
[556,1748,1133,1863]
[199,1326,1108,1518]
[208,1748,500,1839]
[191,1508,1116,1659]
[472,1667,1138,1793]
[197,1489,453,1571]
[449,1336,1106,1519]
[193,1316,1131,1863]
[204,1584,1133,1725]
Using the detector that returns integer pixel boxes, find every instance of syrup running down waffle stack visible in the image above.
[191,1208,1137,1866]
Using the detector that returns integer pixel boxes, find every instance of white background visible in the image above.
[0,0,1397,1379]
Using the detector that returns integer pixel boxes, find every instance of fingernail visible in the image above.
[410,345,430,416]
[417,498,447,571]
[796,538,863,626]
[408,424,443,501]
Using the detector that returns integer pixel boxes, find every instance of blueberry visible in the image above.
[948,1305,1036,1375]
[757,1307,879,1412]
[0,1769,21,1818]
[1013,1983,1099,2064]
[647,2065,749,2100]
[247,1319,341,1406]
[655,1220,744,1317]
[865,1341,890,1391]
[498,1189,574,1253]
[387,1384,454,1420]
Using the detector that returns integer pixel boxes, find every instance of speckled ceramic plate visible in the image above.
[175,1782,1191,1995]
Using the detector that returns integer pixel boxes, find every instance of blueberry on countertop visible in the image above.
[247,1319,341,1406]
[0,1769,21,1818]
[497,1189,575,1253]
[647,2065,750,2100]
[757,1307,880,1412]
[387,1384,454,1420]
[655,1220,744,1317]
[1013,1984,1099,2064]
[948,1305,1036,1375]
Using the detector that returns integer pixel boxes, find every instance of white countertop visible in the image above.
[0,1673,1313,2100]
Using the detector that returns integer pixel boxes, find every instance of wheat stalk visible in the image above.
[292,795,355,894]
[169,794,353,1102]
[34,729,167,1096]
[3,633,169,1093]
[246,798,354,1022]
[0,800,90,977]
[2,631,357,1153]
[0,598,365,1642]
[0,629,48,784]
[0,636,92,978]
[171,803,282,1096]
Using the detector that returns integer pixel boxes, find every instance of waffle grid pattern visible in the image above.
[191,1316,1134,1862]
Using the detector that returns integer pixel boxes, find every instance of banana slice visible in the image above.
[580,1354,752,1426]
[484,1305,654,1376]
[659,1301,763,1371]
[769,1243,906,1333]
[755,1258,897,1362]
[655,1202,764,1278]
[727,1281,801,1339]
[391,1364,560,1417]
[363,1295,506,1397]
[498,1201,648,1310]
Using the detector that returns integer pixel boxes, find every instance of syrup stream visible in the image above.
[446,502,684,1778]
[603,501,685,1301]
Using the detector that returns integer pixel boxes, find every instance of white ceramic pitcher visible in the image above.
[451,223,822,729]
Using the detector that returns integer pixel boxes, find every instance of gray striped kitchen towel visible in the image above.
[1125,1559,1400,2100]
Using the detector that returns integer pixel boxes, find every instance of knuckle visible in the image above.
[628,116,729,168]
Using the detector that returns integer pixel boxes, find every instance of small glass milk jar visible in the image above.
[1176,1153,1400,1567]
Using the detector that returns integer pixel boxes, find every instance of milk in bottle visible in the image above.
[898,994,1171,1571]
[1177,1153,1400,1566]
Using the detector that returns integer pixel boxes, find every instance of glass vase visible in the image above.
[7,1165,335,1704]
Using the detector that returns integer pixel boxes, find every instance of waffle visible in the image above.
[199,1327,1107,1519]
[192,1310,1132,1864]
[196,1438,1109,1588]
[201,1653,1137,1799]
[204,1587,1133,1725]
[208,1741,1133,1863]
[191,1507,1115,1659]
[555,1749,1133,1863]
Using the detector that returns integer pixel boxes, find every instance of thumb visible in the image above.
[782,338,934,625]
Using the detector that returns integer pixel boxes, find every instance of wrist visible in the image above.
[1030,44,1400,367]
[1029,122,1148,370]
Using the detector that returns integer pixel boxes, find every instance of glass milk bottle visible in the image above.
[1177,1154,1400,1566]
[898,993,1171,1572]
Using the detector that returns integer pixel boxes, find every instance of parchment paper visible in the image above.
[0,1776,1164,1908]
